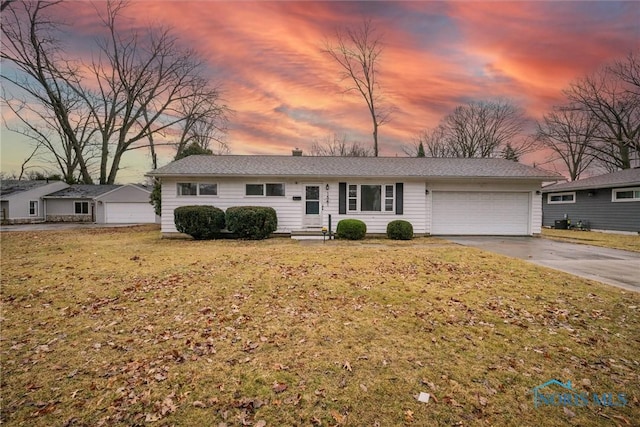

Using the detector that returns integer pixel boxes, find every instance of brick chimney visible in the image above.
[292,148,303,156]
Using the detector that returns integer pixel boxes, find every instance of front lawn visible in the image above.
[542,228,640,252]
[1,226,638,426]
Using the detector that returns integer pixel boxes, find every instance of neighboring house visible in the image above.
[43,184,157,224]
[0,180,69,224]
[148,154,560,237]
[542,168,640,233]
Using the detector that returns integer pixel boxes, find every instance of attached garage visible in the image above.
[104,202,156,223]
[431,191,530,235]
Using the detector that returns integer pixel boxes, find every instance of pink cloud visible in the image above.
[2,1,638,180]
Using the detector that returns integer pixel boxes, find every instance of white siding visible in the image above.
[161,178,305,234]
[325,180,426,235]
[161,178,427,235]
[160,177,543,236]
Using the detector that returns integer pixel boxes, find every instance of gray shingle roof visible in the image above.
[543,168,640,192]
[148,155,561,180]
[0,180,54,198]
[43,185,121,199]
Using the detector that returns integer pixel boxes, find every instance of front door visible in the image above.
[303,184,322,227]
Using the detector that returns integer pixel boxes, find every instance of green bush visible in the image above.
[386,220,414,240]
[174,205,225,240]
[336,219,367,240]
[225,206,278,239]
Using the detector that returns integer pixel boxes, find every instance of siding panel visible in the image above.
[542,188,640,232]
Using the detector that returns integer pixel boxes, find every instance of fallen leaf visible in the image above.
[192,401,207,408]
[563,406,576,418]
[255,421,267,427]
[331,410,346,425]
[404,409,414,422]
[359,384,368,392]
[272,381,288,393]
[343,361,352,372]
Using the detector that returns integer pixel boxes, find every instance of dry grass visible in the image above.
[1,226,639,426]
[542,228,640,253]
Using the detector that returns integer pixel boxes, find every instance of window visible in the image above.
[348,185,357,211]
[384,185,394,212]
[177,183,217,196]
[347,184,394,212]
[245,184,264,196]
[245,183,285,197]
[547,192,575,204]
[612,187,640,202]
[198,183,218,196]
[74,201,89,214]
[266,183,285,197]
[361,185,381,211]
[29,200,38,216]
[177,183,198,196]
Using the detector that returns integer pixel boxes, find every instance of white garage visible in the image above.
[95,184,157,224]
[431,191,530,235]
[104,202,156,223]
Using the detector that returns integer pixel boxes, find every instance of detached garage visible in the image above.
[95,184,157,224]
[431,191,530,235]
[44,184,157,224]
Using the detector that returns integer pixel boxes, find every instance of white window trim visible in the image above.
[547,192,576,204]
[29,200,39,216]
[612,187,640,202]
[177,182,218,197]
[347,183,395,213]
[74,201,89,215]
[245,183,285,197]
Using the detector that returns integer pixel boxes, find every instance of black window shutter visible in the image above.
[395,183,404,215]
[339,182,347,214]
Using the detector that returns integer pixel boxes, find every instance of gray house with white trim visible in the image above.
[44,184,157,223]
[148,155,560,237]
[0,180,69,224]
[542,168,640,233]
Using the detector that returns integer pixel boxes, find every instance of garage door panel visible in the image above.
[432,192,529,235]
[105,202,156,223]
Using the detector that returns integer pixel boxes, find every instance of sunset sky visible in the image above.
[1,1,639,183]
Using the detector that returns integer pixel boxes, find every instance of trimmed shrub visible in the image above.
[336,219,367,240]
[225,206,278,239]
[174,205,225,240]
[386,220,414,240]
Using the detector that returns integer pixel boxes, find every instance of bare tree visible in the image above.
[564,55,640,170]
[536,107,598,180]
[310,134,372,157]
[173,77,229,157]
[1,0,228,184]
[1,0,96,183]
[412,100,531,159]
[324,19,392,157]
[441,100,526,158]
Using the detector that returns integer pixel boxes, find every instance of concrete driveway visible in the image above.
[446,236,640,292]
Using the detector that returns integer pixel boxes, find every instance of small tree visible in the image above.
[416,142,426,158]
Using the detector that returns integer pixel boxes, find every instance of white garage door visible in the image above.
[105,202,156,223]
[431,191,530,235]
